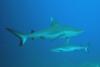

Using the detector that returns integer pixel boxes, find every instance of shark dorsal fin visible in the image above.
[50,17,59,28]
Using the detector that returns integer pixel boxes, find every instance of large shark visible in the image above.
[6,18,84,46]
[51,43,88,52]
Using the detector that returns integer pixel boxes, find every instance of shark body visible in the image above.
[51,43,88,52]
[6,18,84,46]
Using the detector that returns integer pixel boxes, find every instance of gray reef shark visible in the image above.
[51,43,88,52]
[81,62,100,67]
[6,17,84,46]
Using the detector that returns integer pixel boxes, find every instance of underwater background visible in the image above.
[1,0,100,67]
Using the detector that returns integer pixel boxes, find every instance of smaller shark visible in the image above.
[81,62,100,67]
[6,17,84,46]
[51,43,88,52]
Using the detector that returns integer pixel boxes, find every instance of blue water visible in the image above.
[1,0,100,67]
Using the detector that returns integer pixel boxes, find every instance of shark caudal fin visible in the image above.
[6,28,28,46]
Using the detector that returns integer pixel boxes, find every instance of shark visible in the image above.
[6,17,84,46]
[51,43,88,52]
[81,62,100,67]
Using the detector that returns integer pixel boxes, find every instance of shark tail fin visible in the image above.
[6,28,28,46]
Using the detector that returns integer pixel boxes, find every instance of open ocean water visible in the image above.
[1,0,100,67]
